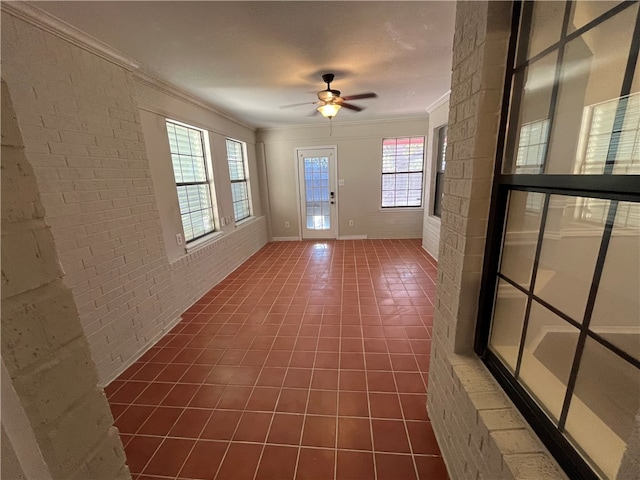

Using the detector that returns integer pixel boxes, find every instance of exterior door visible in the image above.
[297,147,337,239]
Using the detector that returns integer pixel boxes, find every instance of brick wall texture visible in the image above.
[1,12,268,385]
[1,78,130,479]
[427,2,568,479]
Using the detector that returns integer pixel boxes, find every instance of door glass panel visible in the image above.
[564,338,639,479]
[545,4,639,174]
[304,156,330,230]
[519,301,579,422]
[500,191,545,288]
[535,195,607,321]
[489,280,529,372]
[590,202,640,360]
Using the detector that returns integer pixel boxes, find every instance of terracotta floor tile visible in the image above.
[267,413,304,445]
[216,385,252,409]
[336,450,375,480]
[338,391,369,417]
[114,405,156,434]
[216,442,262,480]
[246,386,280,412]
[296,448,335,480]
[337,417,372,450]
[339,370,367,391]
[399,394,428,421]
[200,410,242,440]
[233,411,273,442]
[284,368,313,388]
[302,415,336,448]
[276,388,309,414]
[307,390,337,416]
[372,419,411,453]
[415,455,449,480]
[138,407,183,436]
[110,381,147,404]
[255,445,298,480]
[407,421,441,455]
[109,240,447,480]
[188,384,225,409]
[369,392,403,419]
[161,384,200,407]
[167,408,212,438]
[143,438,194,477]
[376,453,418,480]
[124,435,163,474]
[178,440,227,479]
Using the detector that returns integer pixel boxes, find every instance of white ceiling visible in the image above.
[32,1,456,129]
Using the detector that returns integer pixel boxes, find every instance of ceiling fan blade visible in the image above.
[342,92,377,101]
[341,102,364,112]
[280,101,318,109]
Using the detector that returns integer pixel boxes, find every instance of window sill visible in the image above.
[378,207,425,212]
[185,231,224,253]
[235,216,256,228]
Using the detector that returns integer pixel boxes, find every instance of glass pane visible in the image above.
[500,191,545,288]
[304,157,330,230]
[546,5,639,174]
[568,1,623,33]
[590,202,640,361]
[503,52,557,173]
[525,1,566,59]
[489,280,529,372]
[564,338,639,479]
[535,195,606,321]
[519,301,579,422]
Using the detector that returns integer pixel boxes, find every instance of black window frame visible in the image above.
[474,2,640,479]
[433,124,447,217]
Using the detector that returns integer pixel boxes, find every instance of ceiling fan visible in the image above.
[281,73,377,119]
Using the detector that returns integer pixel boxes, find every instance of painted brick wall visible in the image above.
[1,79,129,480]
[1,11,268,384]
[427,2,569,479]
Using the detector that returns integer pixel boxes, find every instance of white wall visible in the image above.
[135,80,263,262]
[257,118,428,240]
[422,95,450,260]
[1,10,268,384]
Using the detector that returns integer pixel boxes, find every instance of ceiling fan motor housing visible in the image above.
[318,89,341,102]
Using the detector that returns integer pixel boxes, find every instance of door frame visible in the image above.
[294,145,339,240]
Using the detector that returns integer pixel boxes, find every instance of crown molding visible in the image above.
[2,1,141,71]
[133,72,257,132]
[425,90,451,114]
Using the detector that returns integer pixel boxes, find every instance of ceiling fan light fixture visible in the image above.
[318,103,341,118]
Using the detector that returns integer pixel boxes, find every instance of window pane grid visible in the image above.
[381,137,425,208]
[479,2,640,478]
[226,139,251,222]
[167,121,215,242]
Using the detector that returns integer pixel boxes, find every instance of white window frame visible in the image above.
[225,138,252,223]
[166,119,218,243]
[433,124,447,217]
[381,136,426,208]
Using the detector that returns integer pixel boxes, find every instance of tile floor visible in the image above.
[106,239,449,480]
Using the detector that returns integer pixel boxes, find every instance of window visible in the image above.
[433,125,447,217]
[166,120,216,242]
[476,2,640,480]
[225,139,251,222]
[381,136,425,208]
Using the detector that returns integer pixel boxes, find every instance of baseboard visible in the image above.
[337,235,368,240]
[271,236,300,241]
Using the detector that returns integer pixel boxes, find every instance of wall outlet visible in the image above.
[175,233,183,246]
[285,221,290,228]
[221,217,226,226]
[349,220,354,227]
